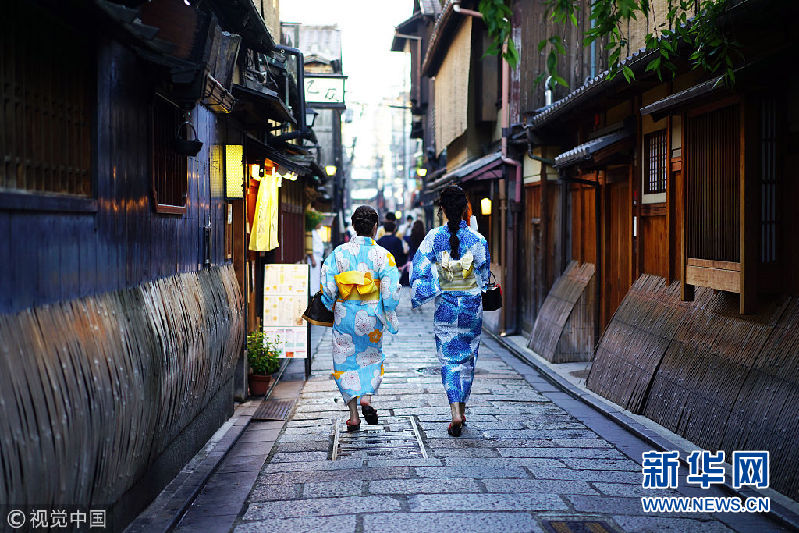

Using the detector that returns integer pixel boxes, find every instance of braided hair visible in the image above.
[352,205,378,236]
[437,185,468,259]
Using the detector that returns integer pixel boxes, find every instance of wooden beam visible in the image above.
[686,258,741,271]
[686,264,741,293]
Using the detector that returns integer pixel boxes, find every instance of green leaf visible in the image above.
[547,50,558,73]
[622,65,634,82]
[538,39,548,52]
[645,57,661,72]
[553,74,568,87]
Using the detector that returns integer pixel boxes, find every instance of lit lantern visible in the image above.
[325,164,337,177]
[224,144,244,199]
[395,210,402,220]
[416,168,428,177]
[320,225,332,242]
[249,163,260,179]
[480,197,492,216]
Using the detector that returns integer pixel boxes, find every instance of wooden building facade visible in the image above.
[522,0,799,500]
[395,0,799,501]
[0,0,324,527]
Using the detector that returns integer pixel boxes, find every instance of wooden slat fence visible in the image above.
[529,261,595,363]
[0,265,243,513]
[588,273,799,500]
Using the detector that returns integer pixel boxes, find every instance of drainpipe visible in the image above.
[395,33,422,105]
[273,44,308,135]
[544,76,553,106]
[501,44,522,335]
[453,1,483,18]
[590,1,597,79]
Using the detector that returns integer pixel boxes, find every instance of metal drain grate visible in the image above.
[252,399,295,421]
[415,366,440,376]
[331,415,427,460]
[542,520,615,533]
[416,366,485,376]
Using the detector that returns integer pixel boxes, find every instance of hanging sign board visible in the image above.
[304,75,346,107]
[263,264,309,358]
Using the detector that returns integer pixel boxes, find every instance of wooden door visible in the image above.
[603,179,632,327]
[520,185,542,333]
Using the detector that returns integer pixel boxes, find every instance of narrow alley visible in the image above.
[4,2,799,532]
[166,294,787,533]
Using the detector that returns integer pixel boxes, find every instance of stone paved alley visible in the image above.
[174,293,787,533]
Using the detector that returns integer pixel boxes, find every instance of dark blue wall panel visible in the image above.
[1,41,231,315]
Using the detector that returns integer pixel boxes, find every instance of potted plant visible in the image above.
[247,330,280,396]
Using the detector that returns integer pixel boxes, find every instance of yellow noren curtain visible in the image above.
[249,172,281,251]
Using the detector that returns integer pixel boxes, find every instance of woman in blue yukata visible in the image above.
[410,185,490,437]
[321,206,401,432]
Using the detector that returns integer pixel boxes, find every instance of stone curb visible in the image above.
[484,329,799,532]
[123,360,291,533]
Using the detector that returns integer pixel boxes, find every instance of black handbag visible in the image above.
[482,272,502,311]
[301,291,335,327]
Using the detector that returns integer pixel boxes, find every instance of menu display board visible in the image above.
[263,264,309,358]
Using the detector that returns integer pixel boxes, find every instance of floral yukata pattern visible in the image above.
[410,221,491,404]
[321,236,401,403]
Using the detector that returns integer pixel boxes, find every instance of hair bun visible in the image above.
[351,205,378,236]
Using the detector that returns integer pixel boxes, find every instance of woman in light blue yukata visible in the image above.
[321,205,401,432]
[410,185,490,437]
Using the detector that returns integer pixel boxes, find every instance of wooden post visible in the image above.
[305,266,312,379]
[680,111,694,301]
[635,94,643,281]
[540,153,549,312]
[740,99,757,314]
[630,161,637,286]
[666,113,673,284]
[599,170,608,327]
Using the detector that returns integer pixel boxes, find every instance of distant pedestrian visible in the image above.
[401,220,425,286]
[376,221,408,271]
[375,211,397,240]
[320,206,401,431]
[409,185,490,437]
[398,214,413,236]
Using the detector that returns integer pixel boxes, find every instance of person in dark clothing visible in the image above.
[407,220,425,255]
[401,220,426,286]
[376,221,407,273]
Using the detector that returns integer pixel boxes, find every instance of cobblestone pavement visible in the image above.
[229,293,784,533]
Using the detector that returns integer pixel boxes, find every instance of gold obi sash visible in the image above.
[335,271,380,301]
[437,251,477,291]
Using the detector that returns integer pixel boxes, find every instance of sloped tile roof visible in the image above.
[553,130,630,169]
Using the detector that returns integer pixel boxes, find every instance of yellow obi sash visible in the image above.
[437,251,477,291]
[335,271,380,301]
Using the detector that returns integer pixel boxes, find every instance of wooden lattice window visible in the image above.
[152,95,188,213]
[685,104,740,262]
[760,97,777,264]
[0,3,93,196]
[644,130,668,194]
